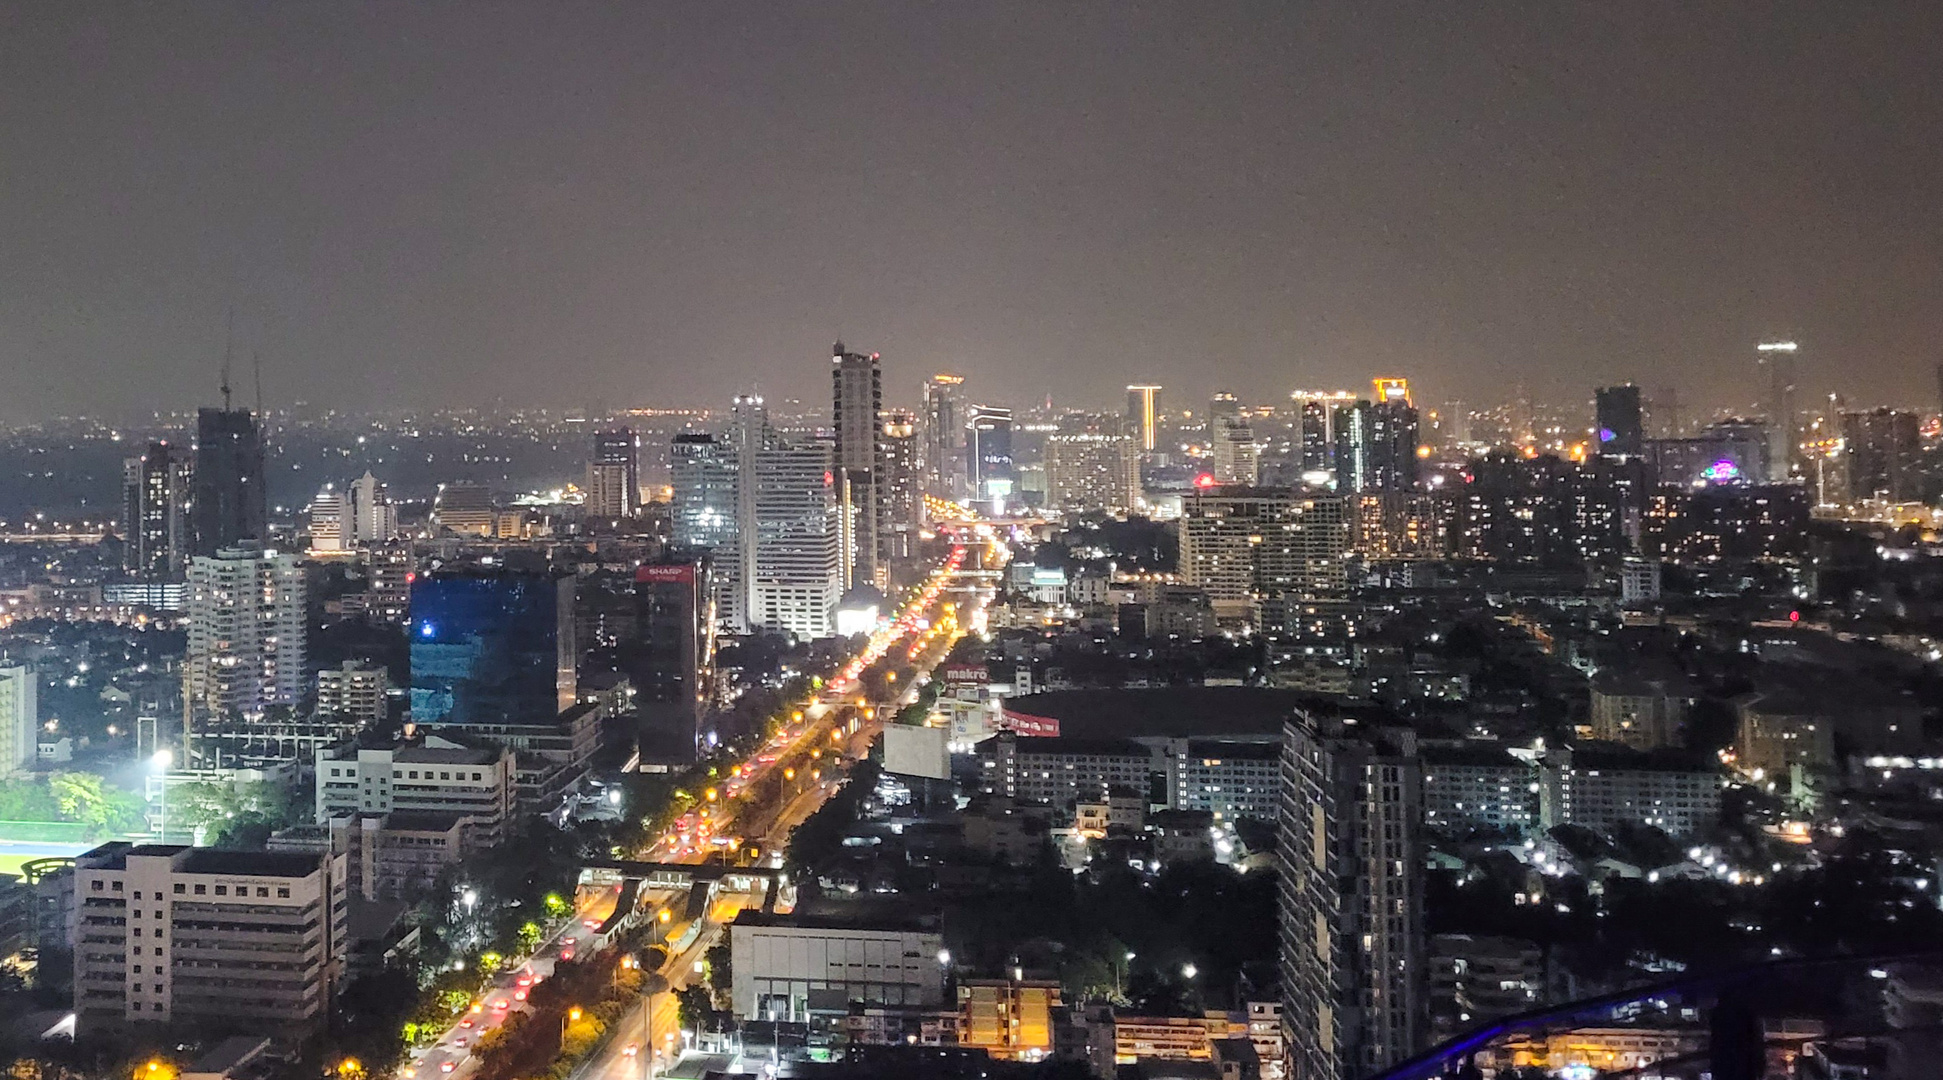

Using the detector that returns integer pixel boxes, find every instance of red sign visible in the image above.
[636,564,696,584]
[1001,709,1061,737]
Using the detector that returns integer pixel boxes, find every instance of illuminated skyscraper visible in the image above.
[585,427,639,519]
[1756,340,1800,482]
[922,373,968,499]
[185,542,306,721]
[968,406,1016,507]
[122,440,192,579]
[1126,384,1162,452]
[1332,399,1420,493]
[879,411,921,565]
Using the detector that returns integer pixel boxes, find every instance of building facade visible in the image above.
[185,543,306,720]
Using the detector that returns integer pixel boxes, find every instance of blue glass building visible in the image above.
[409,569,576,726]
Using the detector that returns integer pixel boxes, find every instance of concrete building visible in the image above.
[728,912,945,1025]
[270,813,471,901]
[1538,744,1720,838]
[1429,934,1543,1044]
[73,842,348,1034]
[191,406,267,557]
[975,732,1155,811]
[122,441,193,580]
[585,427,639,520]
[1589,670,1692,751]
[1421,743,1536,837]
[922,374,969,499]
[1180,488,1352,623]
[1158,738,1280,822]
[1277,713,1424,1080]
[1045,432,1138,514]
[315,660,389,729]
[959,978,1061,1061]
[184,543,306,720]
[0,665,36,779]
[315,733,515,846]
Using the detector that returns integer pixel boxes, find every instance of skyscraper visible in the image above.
[633,559,713,763]
[879,411,921,567]
[1126,385,1162,452]
[1595,384,1645,458]
[747,436,844,640]
[1044,430,1136,513]
[185,542,306,722]
[122,440,192,579]
[307,486,348,553]
[671,431,742,629]
[585,427,639,519]
[1210,412,1258,485]
[0,666,35,780]
[1180,488,1351,622]
[1332,399,1420,493]
[191,407,266,557]
[1756,340,1800,483]
[1842,408,1922,503]
[346,470,397,546]
[1278,712,1425,1080]
[922,373,969,500]
[968,406,1015,507]
[831,342,884,589]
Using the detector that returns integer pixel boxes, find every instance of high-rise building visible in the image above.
[1842,408,1922,503]
[1595,384,1645,458]
[1180,488,1352,622]
[185,543,306,721]
[1331,400,1420,493]
[671,431,742,630]
[1126,385,1162,453]
[585,427,639,519]
[1210,413,1259,485]
[1291,393,1358,480]
[315,660,389,729]
[632,560,713,762]
[345,471,397,546]
[307,486,348,554]
[879,411,921,566]
[122,441,192,579]
[0,666,35,780]
[1209,392,1242,423]
[969,407,1015,507]
[1044,432,1136,513]
[922,374,969,500]
[831,343,884,589]
[1756,340,1800,482]
[191,407,266,557]
[1277,713,1425,1080]
[73,842,348,1035]
[409,568,577,726]
[748,438,845,641]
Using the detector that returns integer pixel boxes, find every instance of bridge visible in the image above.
[573,859,786,949]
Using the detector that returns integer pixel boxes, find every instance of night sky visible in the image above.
[4,2,1942,420]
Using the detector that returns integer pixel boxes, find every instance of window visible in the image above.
[173,884,185,895]
[112,881,123,892]
[91,881,103,892]
[214,886,226,896]
[154,948,161,956]
[257,887,269,898]
[133,965,142,974]
[193,884,206,895]
[133,891,142,900]
[277,887,290,899]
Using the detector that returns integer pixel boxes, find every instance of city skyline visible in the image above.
[6,5,1943,419]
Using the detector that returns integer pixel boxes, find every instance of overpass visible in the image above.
[575,859,786,948]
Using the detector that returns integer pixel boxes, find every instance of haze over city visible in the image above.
[6,3,1943,419]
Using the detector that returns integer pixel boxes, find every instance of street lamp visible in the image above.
[1181,963,1198,980]
[150,750,172,842]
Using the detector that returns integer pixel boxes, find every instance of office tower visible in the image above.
[584,427,639,520]
[747,437,845,641]
[1277,713,1425,1080]
[1842,408,1922,503]
[345,470,397,546]
[1044,431,1136,513]
[922,373,969,499]
[431,482,495,536]
[315,660,389,729]
[1290,394,1357,480]
[1126,385,1162,452]
[1211,412,1259,485]
[879,411,921,565]
[831,342,884,589]
[1595,384,1645,458]
[633,559,713,762]
[969,406,1016,507]
[122,441,192,579]
[0,666,35,779]
[1756,340,1800,482]
[191,407,266,557]
[1333,398,1420,493]
[184,542,306,721]
[73,842,348,1035]
[307,486,348,553]
[409,568,577,726]
[671,431,742,629]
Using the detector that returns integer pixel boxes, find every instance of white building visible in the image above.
[315,734,516,847]
[73,842,348,1035]
[1045,432,1137,514]
[307,488,348,553]
[747,438,844,641]
[315,661,389,729]
[1422,744,1537,836]
[346,471,397,546]
[0,665,36,779]
[184,543,306,720]
[729,912,945,1023]
[1180,488,1352,623]
[1210,415,1260,485]
[1539,745,1719,838]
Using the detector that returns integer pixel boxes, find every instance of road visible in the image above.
[404,883,623,1080]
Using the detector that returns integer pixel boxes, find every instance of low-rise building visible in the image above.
[1429,934,1543,1043]
[73,842,348,1035]
[976,732,1155,811]
[315,733,515,847]
[1422,743,1537,837]
[1538,744,1720,838]
[728,912,945,1027]
[1589,669,1692,750]
[959,977,1061,1060]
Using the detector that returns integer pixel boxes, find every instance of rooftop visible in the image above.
[1001,687,1328,739]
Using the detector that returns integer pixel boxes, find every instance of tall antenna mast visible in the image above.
[220,306,234,411]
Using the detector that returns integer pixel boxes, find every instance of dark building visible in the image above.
[968,406,1015,502]
[585,427,639,519]
[1842,408,1922,503]
[632,559,713,763]
[1644,419,1770,488]
[192,407,266,556]
[1643,484,1810,562]
[1595,384,1644,458]
[1454,453,1574,563]
[1332,399,1420,493]
[1298,399,1332,475]
[409,568,577,726]
[122,440,192,578]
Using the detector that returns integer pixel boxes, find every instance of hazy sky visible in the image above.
[4,2,1942,421]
